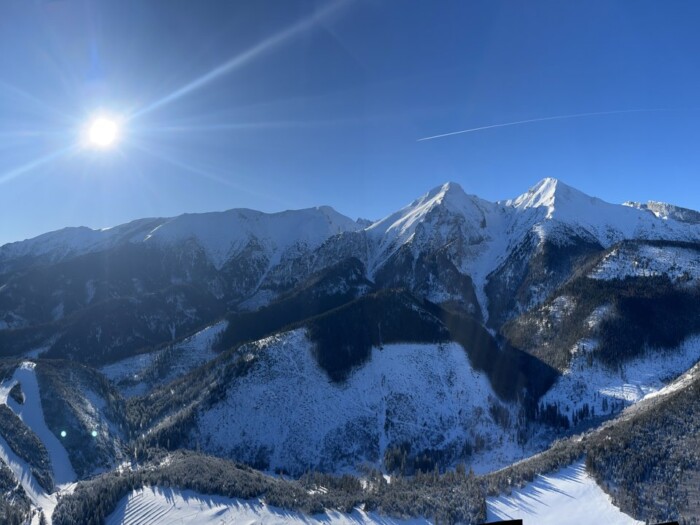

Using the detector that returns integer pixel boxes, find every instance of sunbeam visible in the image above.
[0,79,78,124]
[128,139,286,205]
[0,145,76,185]
[128,0,350,120]
[132,116,376,136]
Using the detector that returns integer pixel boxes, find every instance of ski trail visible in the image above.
[3,362,76,484]
[107,486,433,525]
[0,361,77,524]
[0,434,57,518]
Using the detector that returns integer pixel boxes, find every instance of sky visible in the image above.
[2,0,700,246]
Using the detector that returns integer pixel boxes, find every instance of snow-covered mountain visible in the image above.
[0,205,362,273]
[3,177,700,360]
[4,178,700,524]
[506,177,700,245]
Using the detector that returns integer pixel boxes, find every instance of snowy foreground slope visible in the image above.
[486,461,643,525]
[105,461,640,525]
[195,329,524,474]
[106,487,430,525]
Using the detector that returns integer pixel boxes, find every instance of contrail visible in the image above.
[417,108,674,142]
[129,0,350,120]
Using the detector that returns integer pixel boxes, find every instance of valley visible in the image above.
[2,178,700,524]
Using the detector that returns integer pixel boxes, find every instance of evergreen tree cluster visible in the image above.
[0,459,30,525]
[0,404,53,492]
[504,271,700,373]
[34,360,128,478]
[52,449,487,525]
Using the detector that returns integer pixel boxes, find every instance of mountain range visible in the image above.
[2,178,700,524]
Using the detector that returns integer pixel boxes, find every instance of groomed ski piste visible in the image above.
[0,361,76,524]
[106,487,431,525]
[486,460,643,525]
[104,460,640,525]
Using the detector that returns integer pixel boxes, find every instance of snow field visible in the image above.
[196,329,523,475]
[590,244,700,281]
[486,460,643,525]
[106,486,431,525]
[100,320,228,397]
[541,335,700,423]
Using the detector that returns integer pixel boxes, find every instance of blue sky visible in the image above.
[2,0,700,245]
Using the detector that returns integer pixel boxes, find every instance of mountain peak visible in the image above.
[419,181,468,205]
[506,178,595,216]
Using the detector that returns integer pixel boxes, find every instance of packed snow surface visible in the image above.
[0,361,77,523]
[0,437,58,523]
[106,486,430,525]
[0,362,75,484]
[486,460,643,525]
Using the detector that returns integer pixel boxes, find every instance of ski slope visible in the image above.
[0,361,77,523]
[486,460,643,525]
[106,486,430,525]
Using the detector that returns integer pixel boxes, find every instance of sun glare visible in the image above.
[86,117,119,148]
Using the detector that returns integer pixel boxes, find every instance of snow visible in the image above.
[196,329,523,474]
[624,200,700,224]
[146,206,360,270]
[486,460,643,525]
[590,243,700,281]
[100,320,228,397]
[85,279,97,304]
[359,178,700,321]
[99,353,157,398]
[4,178,700,323]
[0,218,164,267]
[0,362,76,484]
[0,206,360,272]
[51,302,64,321]
[0,361,77,523]
[541,335,700,421]
[0,433,58,522]
[106,486,430,525]
[505,178,695,246]
[106,462,643,525]
[365,182,492,257]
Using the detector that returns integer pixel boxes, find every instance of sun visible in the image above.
[86,116,120,148]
